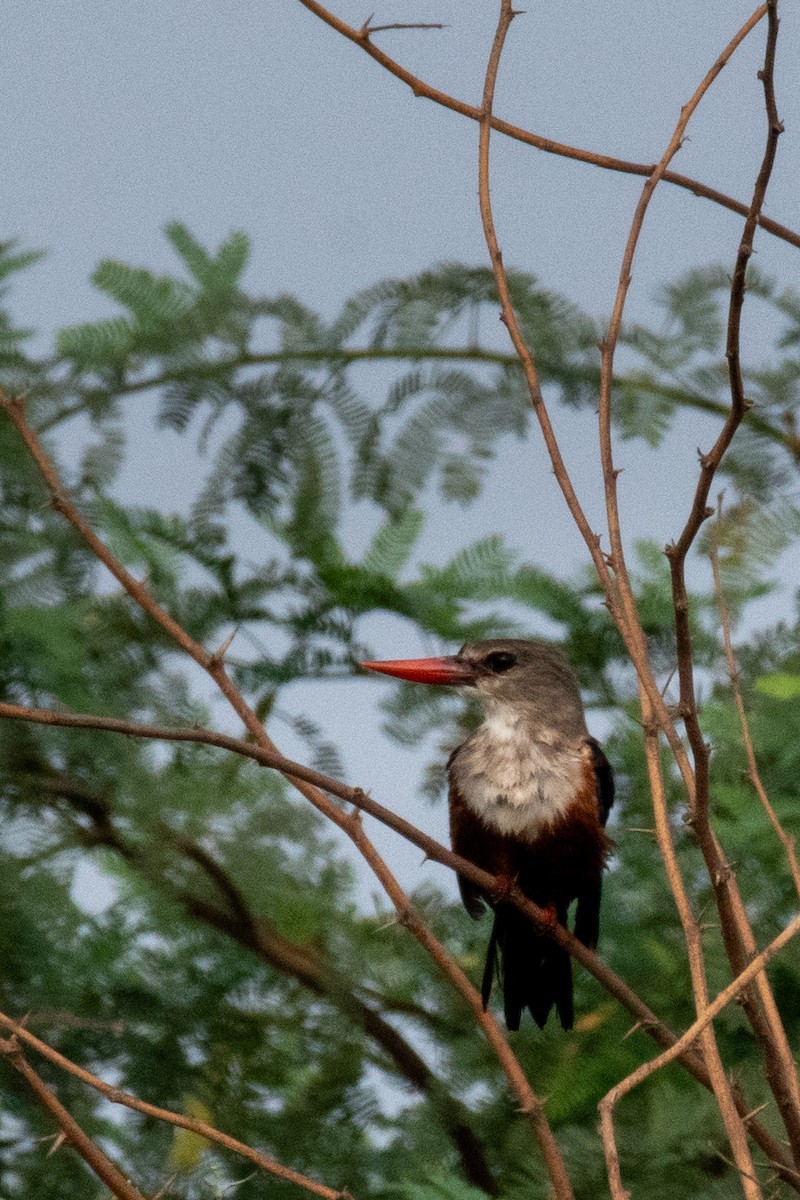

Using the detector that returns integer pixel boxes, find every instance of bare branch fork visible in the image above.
[599,908,800,1199]
[590,6,800,1185]
[656,1,800,1175]
[0,1023,352,1200]
[474,5,781,1193]
[0,394,572,1200]
[710,505,800,899]
[295,0,800,252]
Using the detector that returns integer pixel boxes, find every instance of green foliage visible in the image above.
[2,232,800,1199]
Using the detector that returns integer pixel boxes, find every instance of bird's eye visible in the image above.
[484,651,517,673]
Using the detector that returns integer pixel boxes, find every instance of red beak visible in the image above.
[360,655,477,686]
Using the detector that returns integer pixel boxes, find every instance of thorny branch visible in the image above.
[710,508,800,898]
[4,196,800,1190]
[0,391,572,1200]
[294,1,800,252]
[0,1019,353,1200]
[598,908,800,1199]
[658,2,800,1172]
[666,0,785,811]
[2,4,798,1197]
[0,1036,148,1200]
[587,5,795,1188]
[468,0,793,1195]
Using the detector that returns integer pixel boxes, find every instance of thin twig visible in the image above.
[362,21,446,35]
[470,0,706,814]
[640,699,761,1198]
[665,0,784,821]
[0,1021,351,1200]
[294,1,800,251]
[597,1,766,629]
[475,0,619,626]
[0,1036,148,1200]
[475,6,763,1189]
[581,3,767,810]
[659,2,800,1167]
[710,510,800,897]
[599,909,800,1198]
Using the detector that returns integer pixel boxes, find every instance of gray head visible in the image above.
[456,639,588,738]
[361,638,588,739]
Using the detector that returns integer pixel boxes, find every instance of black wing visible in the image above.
[585,737,615,826]
[574,738,615,950]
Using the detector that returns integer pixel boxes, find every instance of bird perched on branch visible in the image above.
[361,639,614,1031]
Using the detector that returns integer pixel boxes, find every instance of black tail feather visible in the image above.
[481,919,499,1010]
[484,906,573,1031]
[574,878,602,949]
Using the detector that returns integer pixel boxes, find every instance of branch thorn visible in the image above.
[211,625,240,666]
[45,1131,69,1156]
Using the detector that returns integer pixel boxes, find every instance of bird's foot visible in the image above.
[536,902,558,930]
[490,871,519,903]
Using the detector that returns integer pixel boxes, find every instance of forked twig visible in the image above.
[294,1,800,251]
[0,1020,351,1200]
[710,509,800,898]
[597,1,767,632]
[658,1,800,1167]
[0,1036,148,1200]
[0,391,571,1200]
[599,910,800,1198]
[475,3,775,1195]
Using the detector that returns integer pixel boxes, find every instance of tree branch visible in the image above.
[599,909,800,1198]
[0,1036,148,1200]
[637,711,760,1198]
[294,1,799,251]
[0,1021,352,1200]
[472,4,787,1192]
[164,833,500,1196]
[659,2,800,1166]
[710,509,800,898]
[42,351,800,465]
[597,1,765,606]
[0,391,570,1199]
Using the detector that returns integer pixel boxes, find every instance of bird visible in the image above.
[361,638,614,1031]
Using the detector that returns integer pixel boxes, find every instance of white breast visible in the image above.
[450,706,584,839]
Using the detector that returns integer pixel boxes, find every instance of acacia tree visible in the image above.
[2,2,800,1198]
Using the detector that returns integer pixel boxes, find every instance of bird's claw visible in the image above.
[490,871,519,902]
